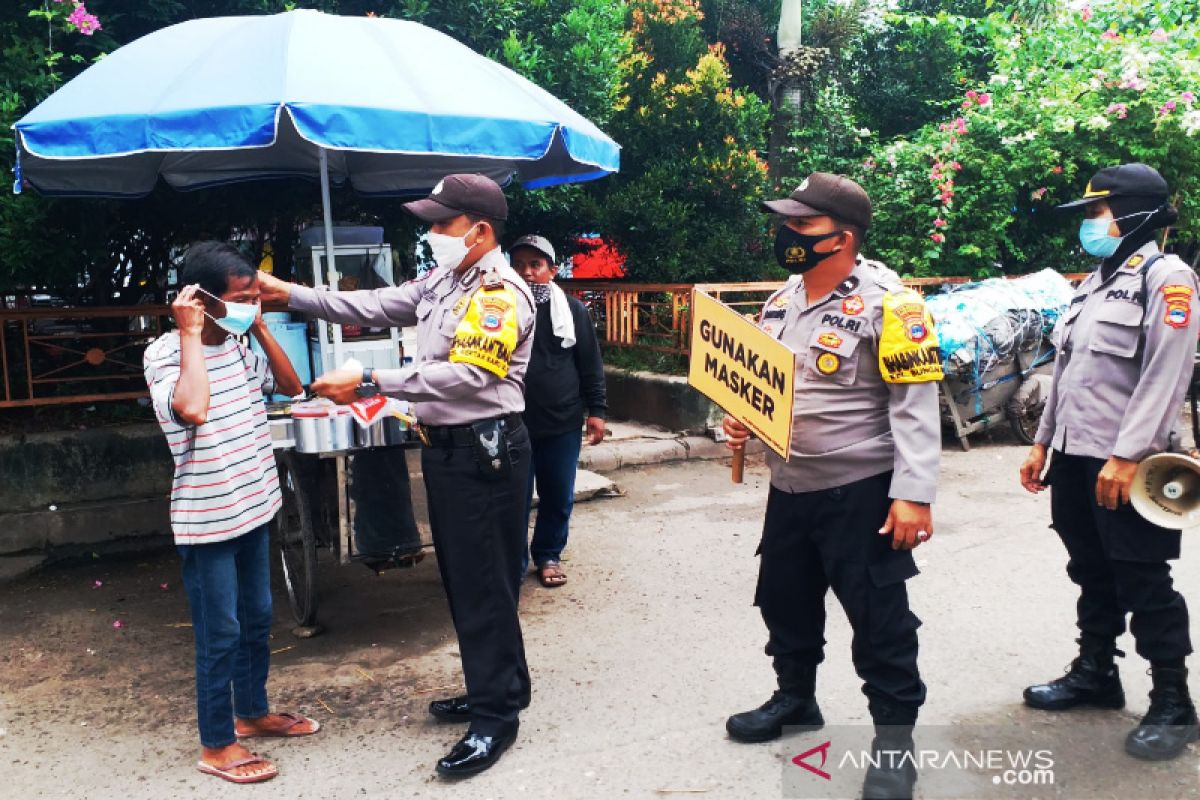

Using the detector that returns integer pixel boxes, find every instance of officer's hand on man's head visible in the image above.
[880,499,933,550]
[256,270,292,305]
[722,414,750,451]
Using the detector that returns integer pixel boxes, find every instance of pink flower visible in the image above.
[933,218,947,228]
[1106,102,1129,118]
[1159,100,1177,115]
[977,93,992,107]
[1101,29,1120,41]
[112,620,124,629]
[1150,28,1169,43]
[1031,187,1048,200]
[67,4,102,36]
[92,580,103,589]
[1052,165,1063,174]
[1080,5,1092,22]
[961,100,972,110]
[1119,77,1147,91]
[160,582,169,591]
[1182,92,1196,103]
[931,233,946,244]
[966,90,979,100]
[949,161,962,171]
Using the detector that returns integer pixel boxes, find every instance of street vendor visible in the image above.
[142,242,317,785]
[1019,163,1199,760]
[256,174,534,778]
[721,173,942,800]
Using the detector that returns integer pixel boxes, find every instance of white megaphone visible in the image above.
[1131,452,1200,530]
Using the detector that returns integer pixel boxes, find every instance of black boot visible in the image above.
[861,703,918,800]
[726,691,824,743]
[1023,638,1125,711]
[1125,666,1200,761]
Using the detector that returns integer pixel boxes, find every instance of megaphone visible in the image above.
[1131,452,1200,530]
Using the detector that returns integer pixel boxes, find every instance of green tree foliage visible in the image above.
[0,1,630,294]
[591,0,771,282]
[854,0,1200,278]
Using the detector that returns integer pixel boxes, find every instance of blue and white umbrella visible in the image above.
[14,9,620,199]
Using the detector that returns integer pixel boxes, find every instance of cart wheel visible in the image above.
[1007,374,1051,446]
[272,451,319,627]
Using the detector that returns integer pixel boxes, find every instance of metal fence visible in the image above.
[0,305,170,408]
[0,275,1092,408]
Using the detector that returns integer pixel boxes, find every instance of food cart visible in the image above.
[260,229,428,632]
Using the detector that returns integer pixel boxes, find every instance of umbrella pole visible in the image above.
[318,147,345,368]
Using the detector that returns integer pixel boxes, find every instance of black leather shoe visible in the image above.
[435,725,518,777]
[1024,648,1125,711]
[429,695,471,722]
[726,691,824,743]
[1125,666,1200,761]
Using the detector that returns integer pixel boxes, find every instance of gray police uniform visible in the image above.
[753,258,941,723]
[1035,241,1199,662]
[289,247,536,735]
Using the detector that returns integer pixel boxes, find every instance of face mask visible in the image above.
[198,287,258,336]
[774,226,844,274]
[1078,211,1153,258]
[427,227,480,271]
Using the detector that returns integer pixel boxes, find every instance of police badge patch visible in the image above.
[1162,284,1193,329]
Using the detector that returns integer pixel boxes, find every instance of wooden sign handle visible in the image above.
[732,447,745,484]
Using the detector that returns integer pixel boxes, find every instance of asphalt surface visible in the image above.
[2,431,1199,799]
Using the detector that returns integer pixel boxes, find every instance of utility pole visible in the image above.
[768,0,803,182]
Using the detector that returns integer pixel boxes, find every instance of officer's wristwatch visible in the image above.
[355,367,379,398]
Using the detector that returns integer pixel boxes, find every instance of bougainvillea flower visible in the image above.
[67,4,102,35]
[930,233,946,244]
[933,218,947,228]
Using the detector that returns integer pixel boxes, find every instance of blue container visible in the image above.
[250,321,312,401]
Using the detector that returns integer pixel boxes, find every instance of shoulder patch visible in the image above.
[1162,284,1194,329]
[448,283,520,378]
[879,290,944,384]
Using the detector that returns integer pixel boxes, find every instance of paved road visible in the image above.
[2,435,1199,799]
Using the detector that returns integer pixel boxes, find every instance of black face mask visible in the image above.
[773,226,844,274]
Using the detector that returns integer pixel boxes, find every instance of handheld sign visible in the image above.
[687,290,796,481]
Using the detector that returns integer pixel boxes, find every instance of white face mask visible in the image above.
[427,227,480,271]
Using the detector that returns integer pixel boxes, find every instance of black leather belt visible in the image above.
[421,413,523,448]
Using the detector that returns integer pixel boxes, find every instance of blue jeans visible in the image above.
[178,524,273,748]
[523,429,582,575]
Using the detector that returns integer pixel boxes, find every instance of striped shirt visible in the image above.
[143,331,282,546]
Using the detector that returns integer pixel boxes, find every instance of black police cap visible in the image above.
[1057,163,1169,209]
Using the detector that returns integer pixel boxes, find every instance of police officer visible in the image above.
[1019,163,1200,760]
[257,174,534,777]
[723,173,942,800]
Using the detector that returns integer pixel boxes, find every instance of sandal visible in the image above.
[197,755,278,784]
[235,711,321,739]
[537,560,568,588]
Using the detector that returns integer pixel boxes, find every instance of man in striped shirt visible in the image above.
[143,241,315,784]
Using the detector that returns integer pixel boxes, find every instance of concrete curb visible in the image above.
[578,434,763,472]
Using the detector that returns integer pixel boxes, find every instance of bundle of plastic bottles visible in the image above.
[925,268,1074,382]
